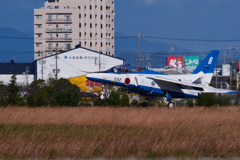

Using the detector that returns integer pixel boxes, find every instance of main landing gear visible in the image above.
[100,84,111,99]
[141,98,175,108]
[163,97,175,108]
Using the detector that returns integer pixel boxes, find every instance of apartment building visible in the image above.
[34,0,114,60]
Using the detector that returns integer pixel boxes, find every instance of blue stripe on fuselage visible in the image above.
[87,77,198,98]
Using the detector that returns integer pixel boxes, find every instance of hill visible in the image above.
[0,27,33,63]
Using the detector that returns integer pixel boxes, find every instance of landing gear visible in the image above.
[163,96,175,108]
[100,84,111,99]
[167,101,175,109]
[141,96,154,107]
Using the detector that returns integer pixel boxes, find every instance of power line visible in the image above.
[144,36,240,42]
[1,35,240,42]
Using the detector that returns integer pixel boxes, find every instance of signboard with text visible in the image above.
[184,56,199,68]
[167,56,184,68]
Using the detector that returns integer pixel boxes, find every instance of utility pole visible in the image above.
[215,61,218,88]
[229,46,233,89]
[137,33,143,66]
[145,54,152,69]
[99,52,101,71]
[55,48,58,79]
[26,66,30,86]
[41,50,44,80]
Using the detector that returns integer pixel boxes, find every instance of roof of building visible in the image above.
[0,63,34,74]
[33,46,125,62]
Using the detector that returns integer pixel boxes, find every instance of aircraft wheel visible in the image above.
[167,102,174,109]
[100,94,105,100]
[142,102,148,107]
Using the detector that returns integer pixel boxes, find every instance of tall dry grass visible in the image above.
[0,106,240,158]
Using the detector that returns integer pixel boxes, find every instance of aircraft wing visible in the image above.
[147,76,239,93]
[201,87,239,94]
[147,76,206,90]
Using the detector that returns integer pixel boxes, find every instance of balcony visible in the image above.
[46,37,72,42]
[46,28,72,33]
[45,47,69,52]
[46,18,72,24]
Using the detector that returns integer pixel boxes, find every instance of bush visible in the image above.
[26,78,80,107]
[196,93,232,107]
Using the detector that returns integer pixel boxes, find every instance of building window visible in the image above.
[65,34,71,40]
[48,25,53,31]
[48,34,53,40]
[90,23,92,28]
[53,69,60,73]
[35,24,42,28]
[64,25,71,31]
[36,43,42,47]
[90,33,92,37]
[65,44,71,49]
[48,43,53,49]
[48,15,53,21]
[35,15,42,19]
[35,34,42,38]
[55,6,59,9]
[47,6,53,9]
[65,15,71,21]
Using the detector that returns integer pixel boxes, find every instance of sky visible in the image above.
[1,0,240,51]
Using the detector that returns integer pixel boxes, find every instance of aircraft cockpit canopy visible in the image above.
[107,64,146,73]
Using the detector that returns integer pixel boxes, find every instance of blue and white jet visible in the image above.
[86,50,238,108]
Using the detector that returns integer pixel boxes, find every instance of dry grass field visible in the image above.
[0,106,240,159]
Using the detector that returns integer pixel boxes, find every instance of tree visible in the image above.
[26,78,80,107]
[49,78,80,106]
[0,82,9,106]
[7,75,25,106]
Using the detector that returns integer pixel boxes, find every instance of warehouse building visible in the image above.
[33,46,123,81]
[0,62,34,85]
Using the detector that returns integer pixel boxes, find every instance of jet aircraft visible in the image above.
[86,50,238,108]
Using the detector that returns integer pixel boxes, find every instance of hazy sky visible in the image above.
[1,0,240,50]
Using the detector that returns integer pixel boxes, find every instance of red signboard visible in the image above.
[86,80,102,87]
[167,56,184,68]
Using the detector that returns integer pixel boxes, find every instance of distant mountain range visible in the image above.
[0,27,33,63]
[0,27,211,67]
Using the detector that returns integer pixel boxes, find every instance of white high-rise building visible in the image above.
[34,0,115,60]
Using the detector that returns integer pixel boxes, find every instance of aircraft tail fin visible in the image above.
[192,50,219,85]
